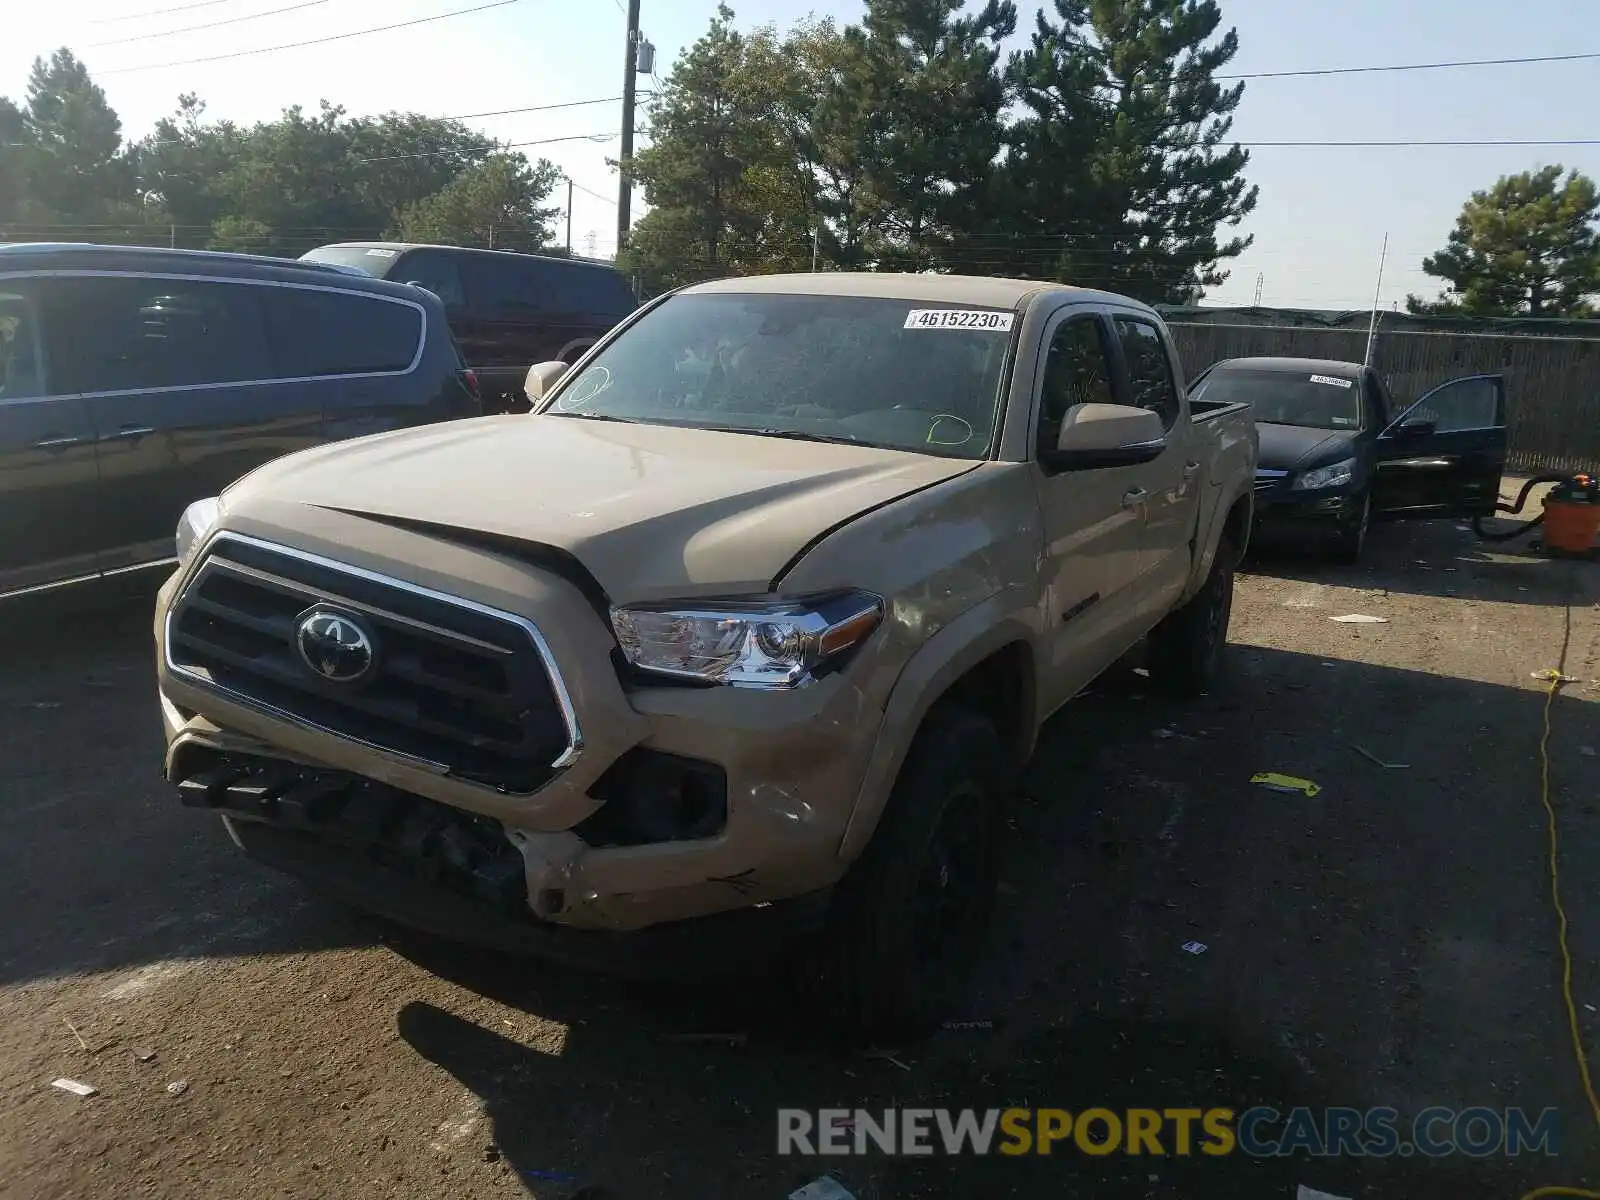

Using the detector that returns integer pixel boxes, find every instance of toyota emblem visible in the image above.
[295,608,377,684]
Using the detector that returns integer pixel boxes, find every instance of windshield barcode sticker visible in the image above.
[904,309,1015,332]
[1309,374,1354,388]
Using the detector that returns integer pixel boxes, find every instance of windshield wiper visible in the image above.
[746,428,862,446]
[547,411,643,425]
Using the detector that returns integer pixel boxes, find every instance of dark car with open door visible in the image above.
[1187,356,1507,562]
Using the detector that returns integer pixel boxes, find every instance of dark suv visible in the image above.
[298,243,638,410]
[0,243,480,601]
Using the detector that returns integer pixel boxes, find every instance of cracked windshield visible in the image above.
[548,293,1014,458]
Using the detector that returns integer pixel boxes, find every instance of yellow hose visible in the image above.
[1518,661,1600,1200]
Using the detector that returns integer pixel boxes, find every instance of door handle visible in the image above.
[32,435,83,449]
[1122,487,1149,509]
[103,425,156,442]
[1182,461,1200,480]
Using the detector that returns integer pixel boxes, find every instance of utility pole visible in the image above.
[811,221,819,272]
[1252,272,1263,306]
[617,0,641,254]
[566,178,574,256]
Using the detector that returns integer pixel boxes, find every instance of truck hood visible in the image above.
[224,414,978,601]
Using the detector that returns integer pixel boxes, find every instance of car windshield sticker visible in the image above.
[365,248,399,258]
[1309,374,1354,388]
[903,309,1015,332]
[1331,416,1356,425]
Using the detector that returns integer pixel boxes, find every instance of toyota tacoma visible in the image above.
[155,273,1257,1032]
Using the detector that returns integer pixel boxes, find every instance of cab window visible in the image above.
[1113,316,1181,430]
[1038,315,1116,458]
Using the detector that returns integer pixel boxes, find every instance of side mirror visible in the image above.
[1394,417,1437,438]
[524,361,569,405]
[1052,403,1166,467]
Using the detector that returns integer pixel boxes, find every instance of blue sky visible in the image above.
[5,0,1597,308]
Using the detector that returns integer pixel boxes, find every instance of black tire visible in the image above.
[1147,534,1237,697]
[819,709,1007,1038]
[1330,490,1371,564]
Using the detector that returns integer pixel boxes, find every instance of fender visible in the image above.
[1184,480,1253,604]
[836,594,1040,864]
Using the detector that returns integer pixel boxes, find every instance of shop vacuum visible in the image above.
[1474,472,1600,556]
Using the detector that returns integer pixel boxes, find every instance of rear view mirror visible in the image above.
[524,361,569,405]
[1053,403,1166,466]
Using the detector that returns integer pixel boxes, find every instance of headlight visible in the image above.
[1291,457,1356,491]
[611,592,884,689]
[175,496,222,568]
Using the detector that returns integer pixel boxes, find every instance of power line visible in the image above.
[350,130,618,164]
[441,96,625,121]
[88,0,326,48]
[92,0,235,23]
[1217,49,1600,81]
[100,0,525,75]
[566,177,617,206]
[1240,138,1600,147]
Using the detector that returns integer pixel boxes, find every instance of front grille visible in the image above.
[166,534,578,793]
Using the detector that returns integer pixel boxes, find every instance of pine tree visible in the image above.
[1407,166,1600,318]
[1004,0,1257,302]
[848,0,1017,267]
[13,49,131,225]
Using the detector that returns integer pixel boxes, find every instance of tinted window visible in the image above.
[1405,376,1502,432]
[463,253,556,319]
[263,287,422,377]
[0,286,46,399]
[1038,316,1115,456]
[1113,316,1180,430]
[548,293,1013,460]
[559,264,636,315]
[1190,368,1363,430]
[43,276,271,394]
[394,250,466,311]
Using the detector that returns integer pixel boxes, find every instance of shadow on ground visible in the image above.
[392,639,1600,1199]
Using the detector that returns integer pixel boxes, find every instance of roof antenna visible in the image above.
[1363,232,1389,367]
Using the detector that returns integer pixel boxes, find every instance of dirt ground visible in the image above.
[2,499,1598,1200]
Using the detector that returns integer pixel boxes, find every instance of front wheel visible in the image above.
[819,709,1007,1038]
[1147,534,1237,697]
[1331,490,1372,563]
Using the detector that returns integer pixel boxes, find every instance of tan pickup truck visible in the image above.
[155,273,1257,1032]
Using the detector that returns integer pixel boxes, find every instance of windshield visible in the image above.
[542,292,1016,459]
[1191,368,1363,430]
[298,246,399,277]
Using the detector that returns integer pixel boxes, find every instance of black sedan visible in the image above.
[1187,356,1509,562]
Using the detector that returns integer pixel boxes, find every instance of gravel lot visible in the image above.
[2,502,1597,1200]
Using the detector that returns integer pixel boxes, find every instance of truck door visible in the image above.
[1108,313,1201,619]
[1373,374,1507,517]
[1032,308,1153,713]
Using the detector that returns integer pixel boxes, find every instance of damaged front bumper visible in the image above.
[155,518,887,942]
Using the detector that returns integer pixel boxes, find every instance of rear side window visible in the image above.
[42,276,272,394]
[560,265,636,316]
[262,287,422,377]
[463,253,556,320]
[393,250,466,312]
[1113,315,1181,430]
